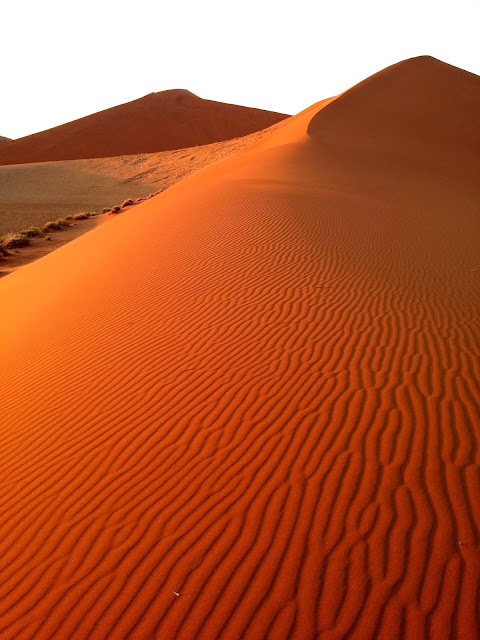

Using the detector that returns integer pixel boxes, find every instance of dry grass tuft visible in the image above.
[42,221,62,232]
[0,232,30,250]
[23,227,43,237]
[55,218,71,227]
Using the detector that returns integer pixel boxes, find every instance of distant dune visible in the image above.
[0,90,288,166]
[0,135,11,144]
[0,57,479,640]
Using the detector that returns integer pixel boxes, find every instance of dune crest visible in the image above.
[308,56,480,166]
[0,57,479,639]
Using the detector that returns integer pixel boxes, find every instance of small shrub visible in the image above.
[73,212,89,220]
[56,218,70,227]
[101,207,111,214]
[42,221,62,231]
[121,199,134,208]
[135,197,144,203]
[23,227,42,237]
[2,233,30,249]
[65,215,74,221]
[110,206,121,214]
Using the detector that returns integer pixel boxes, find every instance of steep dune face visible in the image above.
[0,90,288,166]
[0,57,479,640]
[308,56,480,174]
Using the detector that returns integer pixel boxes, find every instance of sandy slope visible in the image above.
[0,56,479,640]
[0,123,287,236]
[0,90,288,166]
[0,136,11,144]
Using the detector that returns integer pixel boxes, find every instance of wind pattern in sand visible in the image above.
[0,57,479,639]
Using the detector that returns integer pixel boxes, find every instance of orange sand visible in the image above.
[0,91,288,166]
[0,57,479,639]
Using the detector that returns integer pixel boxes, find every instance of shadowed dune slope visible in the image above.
[0,90,288,166]
[308,56,480,173]
[0,135,11,144]
[1,56,479,639]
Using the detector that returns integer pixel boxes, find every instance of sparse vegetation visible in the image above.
[0,195,150,263]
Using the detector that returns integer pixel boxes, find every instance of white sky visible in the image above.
[1,0,479,139]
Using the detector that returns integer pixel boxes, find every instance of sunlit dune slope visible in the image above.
[1,56,479,640]
[0,90,288,166]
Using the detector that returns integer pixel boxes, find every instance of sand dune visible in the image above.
[0,135,11,144]
[0,121,288,236]
[0,56,479,640]
[0,91,288,166]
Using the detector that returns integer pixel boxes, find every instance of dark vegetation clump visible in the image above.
[42,221,62,231]
[121,199,134,208]
[0,233,30,250]
[110,206,122,214]
[23,227,42,237]
[72,212,89,220]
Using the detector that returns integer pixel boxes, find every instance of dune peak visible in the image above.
[307,54,480,165]
[0,90,288,165]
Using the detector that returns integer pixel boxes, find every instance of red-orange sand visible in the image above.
[0,91,288,166]
[0,57,479,639]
